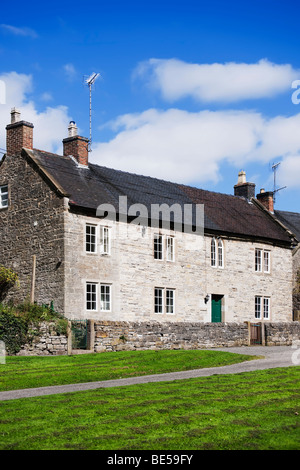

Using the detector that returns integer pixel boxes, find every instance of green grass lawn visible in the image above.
[0,367,299,450]
[0,349,260,391]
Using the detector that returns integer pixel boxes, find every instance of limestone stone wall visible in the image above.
[16,322,68,356]
[265,322,300,346]
[94,320,250,352]
[0,153,66,312]
[64,212,293,323]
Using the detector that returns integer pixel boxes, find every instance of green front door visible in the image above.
[211,295,223,322]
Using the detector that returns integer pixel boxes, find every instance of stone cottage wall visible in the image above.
[0,152,66,312]
[63,211,293,323]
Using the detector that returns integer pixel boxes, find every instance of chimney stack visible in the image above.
[6,108,34,156]
[63,121,89,166]
[234,171,255,200]
[256,188,274,213]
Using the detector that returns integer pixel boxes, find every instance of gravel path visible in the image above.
[0,346,298,401]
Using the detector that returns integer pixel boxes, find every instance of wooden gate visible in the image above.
[250,323,262,345]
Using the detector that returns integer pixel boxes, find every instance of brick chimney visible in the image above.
[234,171,255,200]
[63,121,89,166]
[256,188,274,213]
[6,108,34,156]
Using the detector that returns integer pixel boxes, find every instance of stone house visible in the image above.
[0,109,297,324]
[273,210,300,318]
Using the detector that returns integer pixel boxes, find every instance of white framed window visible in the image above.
[154,234,163,260]
[166,288,175,314]
[255,296,270,319]
[155,287,175,314]
[86,282,97,310]
[100,226,111,255]
[100,284,111,311]
[211,237,224,268]
[0,185,8,208]
[211,238,216,267]
[166,236,175,262]
[255,248,271,273]
[86,224,97,253]
[264,250,270,273]
[218,238,224,268]
[155,287,163,313]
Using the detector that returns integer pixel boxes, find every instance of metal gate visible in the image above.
[71,320,88,350]
[250,323,262,345]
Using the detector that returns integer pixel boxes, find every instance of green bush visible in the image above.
[0,302,68,355]
[0,266,19,302]
[0,309,28,355]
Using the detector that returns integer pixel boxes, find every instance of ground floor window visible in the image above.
[86,283,97,310]
[155,287,175,314]
[255,296,270,319]
[100,284,111,311]
[86,282,112,311]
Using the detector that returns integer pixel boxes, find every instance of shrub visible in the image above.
[0,302,68,355]
[0,308,28,355]
[0,266,19,302]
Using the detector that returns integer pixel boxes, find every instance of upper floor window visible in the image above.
[166,236,175,262]
[100,226,111,255]
[154,234,175,261]
[85,224,111,255]
[211,237,224,268]
[154,234,163,260]
[255,248,270,273]
[0,185,8,208]
[86,224,97,253]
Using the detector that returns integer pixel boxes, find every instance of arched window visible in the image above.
[211,237,224,268]
[211,238,216,267]
[218,238,224,268]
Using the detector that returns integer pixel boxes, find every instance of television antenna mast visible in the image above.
[85,72,100,153]
[272,162,287,204]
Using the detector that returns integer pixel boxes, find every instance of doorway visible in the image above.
[211,294,223,322]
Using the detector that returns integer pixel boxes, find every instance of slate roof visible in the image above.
[24,148,293,246]
[274,210,300,242]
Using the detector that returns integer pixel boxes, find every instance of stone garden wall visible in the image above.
[16,322,69,356]
[11,320,300,355]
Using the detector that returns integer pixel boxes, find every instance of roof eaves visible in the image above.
[252,197,297,244]
[22,148,70,198]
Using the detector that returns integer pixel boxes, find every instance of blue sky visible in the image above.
[1,0,300,212]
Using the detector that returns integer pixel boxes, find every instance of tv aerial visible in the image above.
[272,162,287,204]
[84,72,100,153]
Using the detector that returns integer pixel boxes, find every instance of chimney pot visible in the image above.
[234,171,255,200]
[10,107,21,123]
[237,170,246,185]
[63,121,89,166]
[68,121,78,137]
[6,109,34,156]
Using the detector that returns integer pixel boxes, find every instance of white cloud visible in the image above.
[134,58,299,103]
[0,24,37,38]
[92,108,300,188]
[0,72,71,154]
[278,155,300,189]
[63,63,77,81]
